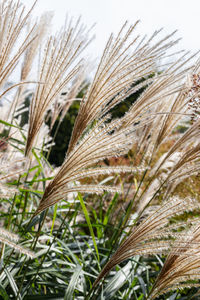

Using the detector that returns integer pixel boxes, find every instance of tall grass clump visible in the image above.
[0,1,200,299]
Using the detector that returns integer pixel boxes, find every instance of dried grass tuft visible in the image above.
[94,197,200,287]
[25,16,93,156]
[149,224,200,299]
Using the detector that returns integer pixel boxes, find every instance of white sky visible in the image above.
[23,0,200,59]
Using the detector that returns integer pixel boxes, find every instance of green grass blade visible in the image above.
[64,265,82,300]
[24,295,64,300]
[0,284,9,300]
[103,193,119,226]
[50,204,58,235]
[0,119,21,129]
[4,268,22,300]
[78,193,100,262]
[97,261,133,299]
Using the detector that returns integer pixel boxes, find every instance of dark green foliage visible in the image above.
[47,100,80,166]
[111,83,146,119]
[19,93,33,127]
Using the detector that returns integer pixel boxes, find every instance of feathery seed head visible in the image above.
[149,224,200,299]
[94,197,200,287]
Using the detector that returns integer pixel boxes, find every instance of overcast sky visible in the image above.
[23,0,200,59]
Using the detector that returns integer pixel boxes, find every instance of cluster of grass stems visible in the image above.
[0,1,200,299]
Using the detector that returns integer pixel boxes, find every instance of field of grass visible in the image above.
[0,1,200,299]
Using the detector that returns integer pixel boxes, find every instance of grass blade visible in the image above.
[64,265,82,300]
[0,284,9,300]
[78,193,100,263]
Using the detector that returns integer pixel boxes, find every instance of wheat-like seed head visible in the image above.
[149,224,200,299]
[7,12,54,119]
[48,62,88,129]
[0,227,34,258]
[0,0,37,90]
[25,16,93,157]
[0,228,19,242]
[137,139,200,212]
[153,118,200,176]
[0,141,27,197]
[32,23,198,217]
[20,12,53,83]
[33,117,139,215]
[94,197,200,287]
[67,22,180,153]
[185,62,200,124]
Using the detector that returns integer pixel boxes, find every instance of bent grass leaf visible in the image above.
[4,268,22,300]
[97,261,133,300]
[64,265,82,300]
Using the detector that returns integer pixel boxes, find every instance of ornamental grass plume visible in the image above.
[0,0,37,89]
[2,1,200,298]
[126,59,200,166]
[8,12,53,121]
[94,197,200,287]
[48,62,89,130]
[0,137,27,198]
[153,117,200,176]
[67,22,181,154]
[0,0,40,133]
[0,227,34,258]
[186,71,200,124]
[136,117,200,212]
[32,22,189,217]
[120,53,194,130]
[148,224,200,299]
[33,117,138,215]
[124,60,200,212]
[25,16,93,157]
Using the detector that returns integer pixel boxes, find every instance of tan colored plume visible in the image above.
[94,197,200,287]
